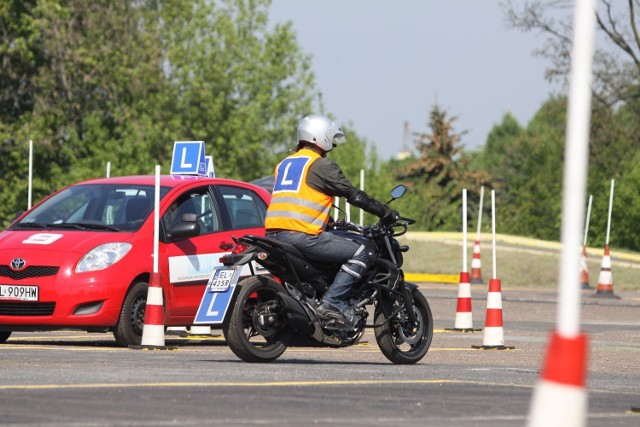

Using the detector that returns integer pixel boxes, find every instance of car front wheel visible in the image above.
[113,280,148,347]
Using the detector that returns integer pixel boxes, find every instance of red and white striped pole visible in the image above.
[131,166,175,350]
[473,190,514,350]
[579,195,593,289]
[594,179,619,298]
[446,189,480,332]
[471,186,484,284]
[528,0,595,424]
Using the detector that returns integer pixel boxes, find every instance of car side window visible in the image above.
[165,188,221,236]
[218,185,267,229]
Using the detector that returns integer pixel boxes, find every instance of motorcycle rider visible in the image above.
[265,114,395,325]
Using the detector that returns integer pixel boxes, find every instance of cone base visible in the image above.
[580,282,592,289]
[128,345,179,351]
[528,380,587,427]
[471,344,515,350]
[470,278,484,284]
[444,327,481,333]
[592,291,620,299]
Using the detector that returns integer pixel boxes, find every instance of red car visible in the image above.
[0,175,270,346]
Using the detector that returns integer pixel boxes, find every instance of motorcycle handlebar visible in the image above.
[329,214,416,236]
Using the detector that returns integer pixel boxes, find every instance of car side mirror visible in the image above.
[169,213,200,239]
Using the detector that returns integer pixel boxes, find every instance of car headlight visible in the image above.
[76,243,132,273]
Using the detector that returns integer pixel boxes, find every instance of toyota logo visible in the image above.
[10,258,26,271]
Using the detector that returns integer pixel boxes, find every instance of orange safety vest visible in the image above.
[265,148,333,235]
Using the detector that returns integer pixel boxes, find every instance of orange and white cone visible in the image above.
[472,278,514,350]
[593,245,619,299]
[130,272,173,349]
[528,332,588,427]
[470,240,484,284]
[579,246,591,289]
[446,272,480,332]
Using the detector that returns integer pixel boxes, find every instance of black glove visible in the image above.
[381,204,398,222]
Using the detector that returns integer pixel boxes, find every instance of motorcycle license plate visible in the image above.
[207,268,236,292]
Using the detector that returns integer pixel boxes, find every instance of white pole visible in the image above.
[583,195,592,247]
[106,161,111,178]
[462,189,467,272]
[476,186,484,241]
[605,179,614,246]
[359,169,365,226]
[492,190,497,279]
[153,165,160,273]
[529,1,595,425]
[555,0,596,338]
[28,140,33,210]
[334,197,339,220]
[346,202,351,222]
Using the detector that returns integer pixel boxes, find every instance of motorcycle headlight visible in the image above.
[76,243,132,273]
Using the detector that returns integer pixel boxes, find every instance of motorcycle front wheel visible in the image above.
[374,287,433,364]
[223,275,291,363]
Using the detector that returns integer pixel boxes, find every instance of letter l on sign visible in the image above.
[282,162,294,186]
[180,148,193,168]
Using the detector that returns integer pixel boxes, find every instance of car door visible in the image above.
[161,183,267,325]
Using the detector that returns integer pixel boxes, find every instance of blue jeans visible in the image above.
[267,230,375,312]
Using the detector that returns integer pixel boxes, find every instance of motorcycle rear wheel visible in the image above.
[374,288,433,364]
[224,275,291,363]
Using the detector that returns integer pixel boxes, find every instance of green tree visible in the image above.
[394,104,491,231]
[0,0,319,226]
[503,0,640,108]
[609,156,640,250]
[476,97,565,240]
[0,0,42,122]
[157,0,318,180]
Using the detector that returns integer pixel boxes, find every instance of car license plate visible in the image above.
[208,268,236,292]
[0,285,39,301]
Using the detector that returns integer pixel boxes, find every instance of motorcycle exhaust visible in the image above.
[275,293,316,335]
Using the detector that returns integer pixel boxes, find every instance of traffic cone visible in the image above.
[579,246,591,289]
[130,272,176,350]
[472,278,514,350]
[445,272,481,332]
[593,245,620,299]
[470,240,484,284]
[528,332,588,426]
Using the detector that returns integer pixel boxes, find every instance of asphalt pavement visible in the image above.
[0,284,638,426]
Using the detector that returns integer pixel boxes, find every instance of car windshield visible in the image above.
[11,183,170,232]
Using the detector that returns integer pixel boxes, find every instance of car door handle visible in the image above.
[219,243,234,250]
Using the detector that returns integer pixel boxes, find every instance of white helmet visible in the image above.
[297,114,346,152]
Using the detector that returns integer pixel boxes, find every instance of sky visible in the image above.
[268,1,560,160]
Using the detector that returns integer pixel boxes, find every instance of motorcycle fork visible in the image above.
[398,281,418,325]
[374,258,418,326]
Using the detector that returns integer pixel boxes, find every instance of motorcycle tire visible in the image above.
[223,275,291,363]
[374,287,433,364]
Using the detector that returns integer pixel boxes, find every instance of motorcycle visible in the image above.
[207,184,433,364]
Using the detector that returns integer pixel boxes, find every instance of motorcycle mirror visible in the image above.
[388,185,406,202]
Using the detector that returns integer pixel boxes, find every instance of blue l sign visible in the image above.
[273,156,311,193]
[193,284,236,324]
[170,141,206,175]
[194,265,244,324]
[205,155,215,177]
